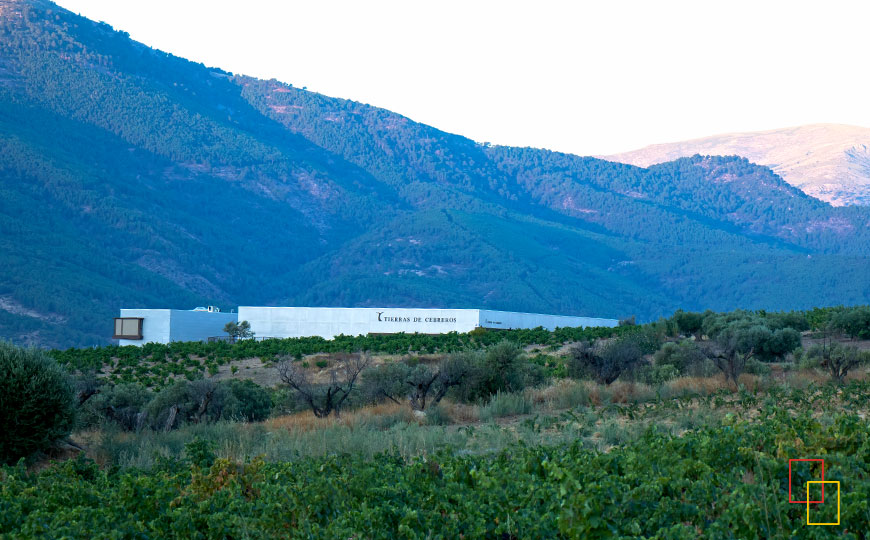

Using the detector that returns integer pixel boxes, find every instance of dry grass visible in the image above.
[608,381,656,404]
[665,375,726,396]
[266,401,414,432]
[737,374,763,391]
[525,379,586,409]
[781,369,837,388]
[578,380,657,405]
[583,382,612,406]
[438,401,480,423]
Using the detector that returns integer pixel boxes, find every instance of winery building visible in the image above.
[114,306,619,346]
[113,306,237,346]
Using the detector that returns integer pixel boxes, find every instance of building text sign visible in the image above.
[376,312,458,323]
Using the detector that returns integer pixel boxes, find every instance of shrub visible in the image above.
[672,310,704,337]
[224,379,272,422]
[425,404,451,426]
[764,311,810,332]
[632,327,665,355]
[184,437,217,469]
[479,391,532,421]
[744,358,772,376]
[653,340,705,373]
[635,364,681,385]
[0,342,76,463]
[521,361,549,388]
[450,342,528,403]
[146,380,232,430]
[618,315,636,326]
[798,344,824,370]
[528,353,566,378]
[568,337,643,385]
[269,387,299,416]
[81,383,152,430]
[364,355,472,410]
[529,379,591,409]
[758,328,802,361]
[363,360,411,404]
[685,358,719,377]
[481,340,527,394]
[600,419,631,446]
[830,306,870,340]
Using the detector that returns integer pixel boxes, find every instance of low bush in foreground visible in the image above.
[0,342,76,464]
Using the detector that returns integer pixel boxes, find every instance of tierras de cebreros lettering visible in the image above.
[377,312,457,323]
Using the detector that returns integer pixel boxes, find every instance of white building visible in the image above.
[115,306,618,345]
[114,307,237,346]
[237,306,618,340]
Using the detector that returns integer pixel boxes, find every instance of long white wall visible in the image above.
[239,307,482,339]
[239,306,618,340]
[118,309,237,345]
[477,309,618,331]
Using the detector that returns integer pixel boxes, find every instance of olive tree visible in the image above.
[568,336,644,385]
[83,383,152,431]
[146,379,231,431]
[705,323,769,387]
[478,340,526,395]
[826,344,866,383]
[223,320,254,342]
[804,342,868,383]
[276,353,370,418]
[364,355,471,411]
[830,306,870,340]
[672,309,705,338]
[653,340,706,374]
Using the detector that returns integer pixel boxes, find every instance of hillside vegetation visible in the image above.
[1,1,870,347]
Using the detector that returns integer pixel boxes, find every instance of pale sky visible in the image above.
[58,0,870,156]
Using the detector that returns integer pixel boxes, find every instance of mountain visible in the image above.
[604,124,870,207]
[1,0,869,347]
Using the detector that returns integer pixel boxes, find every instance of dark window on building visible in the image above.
[113,317,143,340]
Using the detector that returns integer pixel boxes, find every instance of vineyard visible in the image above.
[2,380,869,538]
[47,325,633,389]
[3,306,869,538]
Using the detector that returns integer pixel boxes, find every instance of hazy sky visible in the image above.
[58,0,870,155]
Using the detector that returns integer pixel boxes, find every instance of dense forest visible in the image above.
[1,0,869,347]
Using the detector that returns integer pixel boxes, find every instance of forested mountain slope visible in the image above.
[1,0,869,347]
